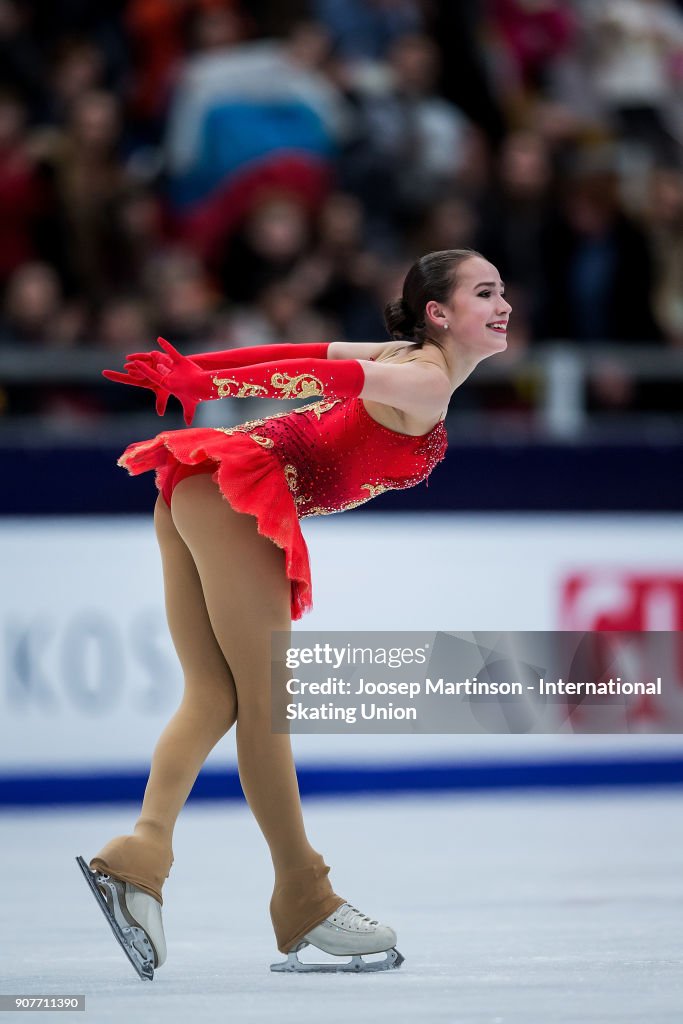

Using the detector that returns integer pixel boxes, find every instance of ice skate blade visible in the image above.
[270,942,404,973]
[75,856,155,981]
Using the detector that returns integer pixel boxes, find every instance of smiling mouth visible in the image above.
[487,323,508,333]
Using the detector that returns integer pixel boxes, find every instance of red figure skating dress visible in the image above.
[114,347,448,619]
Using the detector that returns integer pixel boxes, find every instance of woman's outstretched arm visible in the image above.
[211,357,450,415]
[185,342,331,370]
[183,340,391,368]
[105,340,449,425]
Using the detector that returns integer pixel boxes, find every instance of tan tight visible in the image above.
[89,474,344,953]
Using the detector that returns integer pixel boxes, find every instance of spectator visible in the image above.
[48,38,107,125]
[0,92,48,288]
[164,25,348,268]
[0,260,82,346]
[539,157,662,343]
[413,195,479,264]
[125,0,188,135]
[42,89,130,301]
[0,0,49,120]
[147,248,219,344]
[581,0,683,166]
[228,280,338,348]
[425,2,506,147]
[219,192,311,304]
[96,294,152,350]
[305,192,385,340]
[284,20,334,72]
[476,130,557,344]
[104,184,166,293]
[643,166,683,343]
[188,3,244,53]
[484,0,578,123]
[339,33,475,250]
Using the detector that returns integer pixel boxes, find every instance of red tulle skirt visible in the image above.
[118,428,312,620]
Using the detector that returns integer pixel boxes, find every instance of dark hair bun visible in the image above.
[383,297,416,339]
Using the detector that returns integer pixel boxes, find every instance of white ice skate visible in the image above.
[270,902,404,973]
[75,856,166,980]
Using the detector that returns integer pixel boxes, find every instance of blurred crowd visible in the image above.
[1,0,683,422]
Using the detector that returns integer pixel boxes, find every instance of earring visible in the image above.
[443,323,449,330]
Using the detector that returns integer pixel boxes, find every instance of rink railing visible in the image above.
[1,342,683,441]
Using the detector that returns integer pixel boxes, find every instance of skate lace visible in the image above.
[335,903,379,928]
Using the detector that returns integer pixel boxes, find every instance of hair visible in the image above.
[383,248,483,347]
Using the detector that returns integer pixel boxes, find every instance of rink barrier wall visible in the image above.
[2,439,683,513]
[3,514,683,790]
[2,757,683,807]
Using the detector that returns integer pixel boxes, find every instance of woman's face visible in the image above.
[436,257,511,354]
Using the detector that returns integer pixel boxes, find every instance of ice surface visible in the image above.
[1,790,682,1023]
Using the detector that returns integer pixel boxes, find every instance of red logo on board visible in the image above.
[560,574,683,726]
[560,574,683,631]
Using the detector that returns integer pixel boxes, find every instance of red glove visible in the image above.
[126,339,331,373]
[102,356,173,416]
[116,338,365,426]
[103,340,201,424]
[102,360,172,416]
[110,338,333,419]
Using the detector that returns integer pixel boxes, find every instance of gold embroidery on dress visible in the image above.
[212,404,315,444]
[211,403,301,436]
[219,415,266,432]
[282,463,312,506]
[211,399,341,440]
[212,425,273,446]
[248,403,328,425]
[270,372,324,399]
[301,482,391,518]
[293,399,340,419]
[212,376,269,398]
[360,483,390,500]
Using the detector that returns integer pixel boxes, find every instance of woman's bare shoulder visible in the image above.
[372,341,422,363]
[374,342,450,385]
[328,341,418,361]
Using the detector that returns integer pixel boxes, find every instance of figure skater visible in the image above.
[76,248,511,977]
